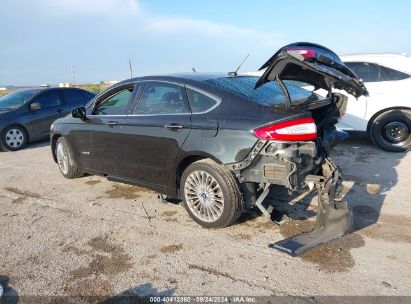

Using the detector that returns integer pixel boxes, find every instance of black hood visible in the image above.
[255,42,368,98]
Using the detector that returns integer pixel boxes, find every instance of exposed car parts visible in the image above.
[231,139,351,256]
[269,157,351,256]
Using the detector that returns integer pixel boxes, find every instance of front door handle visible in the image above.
[164,124,184,130]
[107,121,119,127]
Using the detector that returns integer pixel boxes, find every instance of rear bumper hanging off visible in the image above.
[256,157,352,256]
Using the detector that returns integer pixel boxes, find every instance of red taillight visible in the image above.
[253,118,317,141]
[287,48,316,59]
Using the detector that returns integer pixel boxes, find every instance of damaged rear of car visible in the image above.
[218,42,368,255]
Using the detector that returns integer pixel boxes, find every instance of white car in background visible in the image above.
[247,53,411,152]
[337,53,411,152]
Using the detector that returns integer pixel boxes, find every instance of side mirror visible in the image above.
[30,102,42,111]
[72,107,87,121]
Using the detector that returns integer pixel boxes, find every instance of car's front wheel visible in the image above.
[369,109,411,152]
[56,137,83,179]
[0,125,28,151]
[180,159,243,228]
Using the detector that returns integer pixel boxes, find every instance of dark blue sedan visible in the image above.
[0,87,95,151]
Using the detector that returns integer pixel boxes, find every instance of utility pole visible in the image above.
[129,58,133,78]
[71,65,75,86]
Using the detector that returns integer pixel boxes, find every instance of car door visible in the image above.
[26,90,64,139]
[116,81,192,193]
[84,82,138,176]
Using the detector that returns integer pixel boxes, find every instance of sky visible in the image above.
[1,0,411,86]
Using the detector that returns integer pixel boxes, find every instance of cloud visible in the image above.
[32,0,282,46]
[0,0,286,84]
[144,15,282,47]
[36,0,140,15]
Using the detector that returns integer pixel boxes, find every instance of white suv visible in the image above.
[338,54,411,152]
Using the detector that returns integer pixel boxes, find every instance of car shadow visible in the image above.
[239,132,406,236]
[0,275,18,304]
[100,283,175,304]
[22,139,50,150]
[0,139,49,153]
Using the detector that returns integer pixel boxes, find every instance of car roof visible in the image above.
[341,53,411,75]
[11,87,87,94]
[118,73,256,86]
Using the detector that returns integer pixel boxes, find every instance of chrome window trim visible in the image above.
[90,81,138,113]
[185,84,222,114]
[87,113,191,118]
[86,79,222,117]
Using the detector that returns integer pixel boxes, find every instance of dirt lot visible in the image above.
[1,134,410,299]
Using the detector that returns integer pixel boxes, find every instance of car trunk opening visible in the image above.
[239,43,368,255]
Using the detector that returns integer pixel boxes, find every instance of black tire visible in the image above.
[55,137,83,179]
[369,109,411,152]
[0,125,28,151]
[180,159,243,228]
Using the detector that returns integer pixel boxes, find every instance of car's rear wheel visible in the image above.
[369,109,411,152]
[0,125,28,151]
[180,159,243,228]
[56,137,83,179]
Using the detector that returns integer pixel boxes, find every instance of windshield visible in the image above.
[203,76,321,106]
[0,90,38,110]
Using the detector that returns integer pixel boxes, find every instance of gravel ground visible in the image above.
[0,134,410,300]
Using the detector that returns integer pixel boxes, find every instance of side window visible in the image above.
[134,82,190,114]
[93,86,134,115]
[378,65,410,81]
[32,91,62,108]
[345,62,383,82]
[62,89,86,104]
[186,88,218,113]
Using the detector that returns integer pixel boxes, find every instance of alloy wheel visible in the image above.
[56,142,69,175]
[184,170,224,223]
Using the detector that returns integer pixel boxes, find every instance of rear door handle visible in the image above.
[107,121,119,127]
[164,124,184,130]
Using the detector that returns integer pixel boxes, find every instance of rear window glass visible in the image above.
[80,90,95,100]
[203,76,320,106]
[62,89,86,104]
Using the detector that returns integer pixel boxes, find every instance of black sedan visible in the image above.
[51,43,368,255]
[0,87,95,151]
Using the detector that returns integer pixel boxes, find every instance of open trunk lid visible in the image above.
[255,42,369,98]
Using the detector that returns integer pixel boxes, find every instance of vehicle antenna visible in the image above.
[228,54,250,77]
[129,58,133,78]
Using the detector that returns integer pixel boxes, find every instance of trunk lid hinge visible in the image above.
[274,74,292,109]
